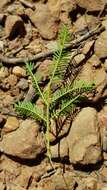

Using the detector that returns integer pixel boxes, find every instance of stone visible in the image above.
[74,15,97,32]
[14,167,34,189]
[0,182,6,190]
[74,53,85,65]
[77,62,107,102]
[45,41,58,51]
[76,177,101,190]
[98,112,107,152]
[91,67,107,101]
[51,137,69,160]
[104,152,107,160]
[0,40,4,52]
[0,119,46,159]
[10,87,20,97]
[17,78,29,90]
[0,0,10,10]
[60,11,72,25]
[26,39,42,54]
[26,4,58,39]
[0,155,21,177]
[102,105,107,113]
[102,184,107,190]
[77,62,93,83]
[88,54,101,67]
[48,0,76,16]
[82,40,95,55]
[60,0,76,12]
[79,178,107,190]
[3,116,19,133]
[7,74,18,86]
[47,0,60,17]
[7,3,25,15]
[76,0,106,11]
[100,167,107,182]
[5,15,26,40]
[8,38,22,51]
[94,68,107,86]
[0,80,10,91]
[38,171,76,190]
[0,67,8,79]
[102,19,107,30]
[8,184,26,190]
[84,177,102,190]
[3,94,14,107]
[12,66,26,77]
[103,59,107,72]
[95,31,107,59]
[67,107,102,165]
[0,155,47,189]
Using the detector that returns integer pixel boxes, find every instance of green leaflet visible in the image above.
[15,101,46,123]
[51,81,94,104]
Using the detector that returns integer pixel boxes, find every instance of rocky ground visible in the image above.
[0,0,107,190]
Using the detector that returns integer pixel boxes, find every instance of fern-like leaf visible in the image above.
[58,24,71,48]
[53,51,71,79]
[51,80,94,104]
[15,102,47,123]
[54,95,80,117]
[51,80,94,118]
[49,25,71,83]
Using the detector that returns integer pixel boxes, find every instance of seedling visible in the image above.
[15,25,94,164]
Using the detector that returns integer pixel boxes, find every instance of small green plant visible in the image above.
[15,25,94,164]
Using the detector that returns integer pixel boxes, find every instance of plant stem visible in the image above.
[46,84,51,161]
[46,101,55,169]
[45,29,67,162]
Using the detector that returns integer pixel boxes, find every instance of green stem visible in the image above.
[46,84,51,161]
[46,103,51,160]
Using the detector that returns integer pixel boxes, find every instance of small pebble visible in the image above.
[82,40,94,55]
[3,116,19,133]
[12,66,26,77]
[74,54,85,65]
[103,59,107,72]
[7,74,17,86]
[0,67,8,79]
[17,78,28,90]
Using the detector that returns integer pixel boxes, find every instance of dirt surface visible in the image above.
[0,0,107,190]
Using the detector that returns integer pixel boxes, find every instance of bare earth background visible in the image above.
[0,0,107,189]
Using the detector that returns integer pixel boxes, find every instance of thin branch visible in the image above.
[0,25,104,65]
